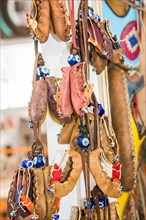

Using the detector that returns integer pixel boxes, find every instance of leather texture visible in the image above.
[70,62,94,115]
[87,18,113,60]
[30,168,46,220]
[51,150,82,197]
[90,45,108,75]
[49,0,71,42]
[7,166,61,220]
[55,63,93,117]
[45,76,72,124]
[27,0,50,43]
[69,113,94,150]
[43,166,59,220]
[70,202,120,220]
[89,148,122,198]
[30,79,48,123]
[88,18,132,73]
[58,114,77,144]
[7,169,33,219]
[99,115,119,164]
[7,168,47,220]
[56,66,73,118]
[108,67,136,191]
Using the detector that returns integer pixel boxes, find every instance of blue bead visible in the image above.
[36,68,42,77]
[37,66,47,77]
[28,120,33,128]
[98,104,105,116]
[33,155,46,167]
[121,55,125,61]
[21,160,29,168]
[79,12,82,19]
[103,51,108,56]
[31,217,38,220]
[99,201,104,208]
[53,213,59,220]
[93,14,101,21]
[83,108,88,114]
[88,7,94,17]
[57,112,61,117]
[34,37,39,42]
[38,66,50,77]
[30,33,34,39]
[47,187,51,192]
[114,155,120,162]
[84,198,95,209]
[47,187,54,192]
[26,160,33,168]
[120,186,124,191]
[88,103,92,107]
[10,211,16,217]
[99,195,108,208]
[21,160,33,168]
[67,54,81,66]
[41,66,50,74]
[77,136,89,149]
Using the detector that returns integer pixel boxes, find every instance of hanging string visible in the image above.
[78,0,85,60]
[58,150,68,169]
[34,40,38,56]
[68,0,77,49]
[81,0,90,81]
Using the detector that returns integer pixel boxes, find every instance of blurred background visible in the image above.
[0,0,146,219]
[0,1,48,218]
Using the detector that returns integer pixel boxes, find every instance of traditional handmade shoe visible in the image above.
[49,0,71,42]
[29,79,48,124]
[46,76,72,124]
[89,148,122,198]
[108,67,136,192]
[56,66,73,118]
[27,0,50,43]
[50,150,82,198]
[70,62,94,115]
[7,167,46,220]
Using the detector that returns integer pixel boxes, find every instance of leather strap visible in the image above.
[78,115,90,220]
[80,152,90,220]
[80,0,90,81]
[85,114,94,151]
[68,0,77,48]
[86,155,90,220]
[32,52,44,86]
[33,122,41,140]
[77,0,90,81]
[34,40,38,56]
[92,92,100,150]
[91,187,101,220]
[107,197,111,220]
[78,1,85,61]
